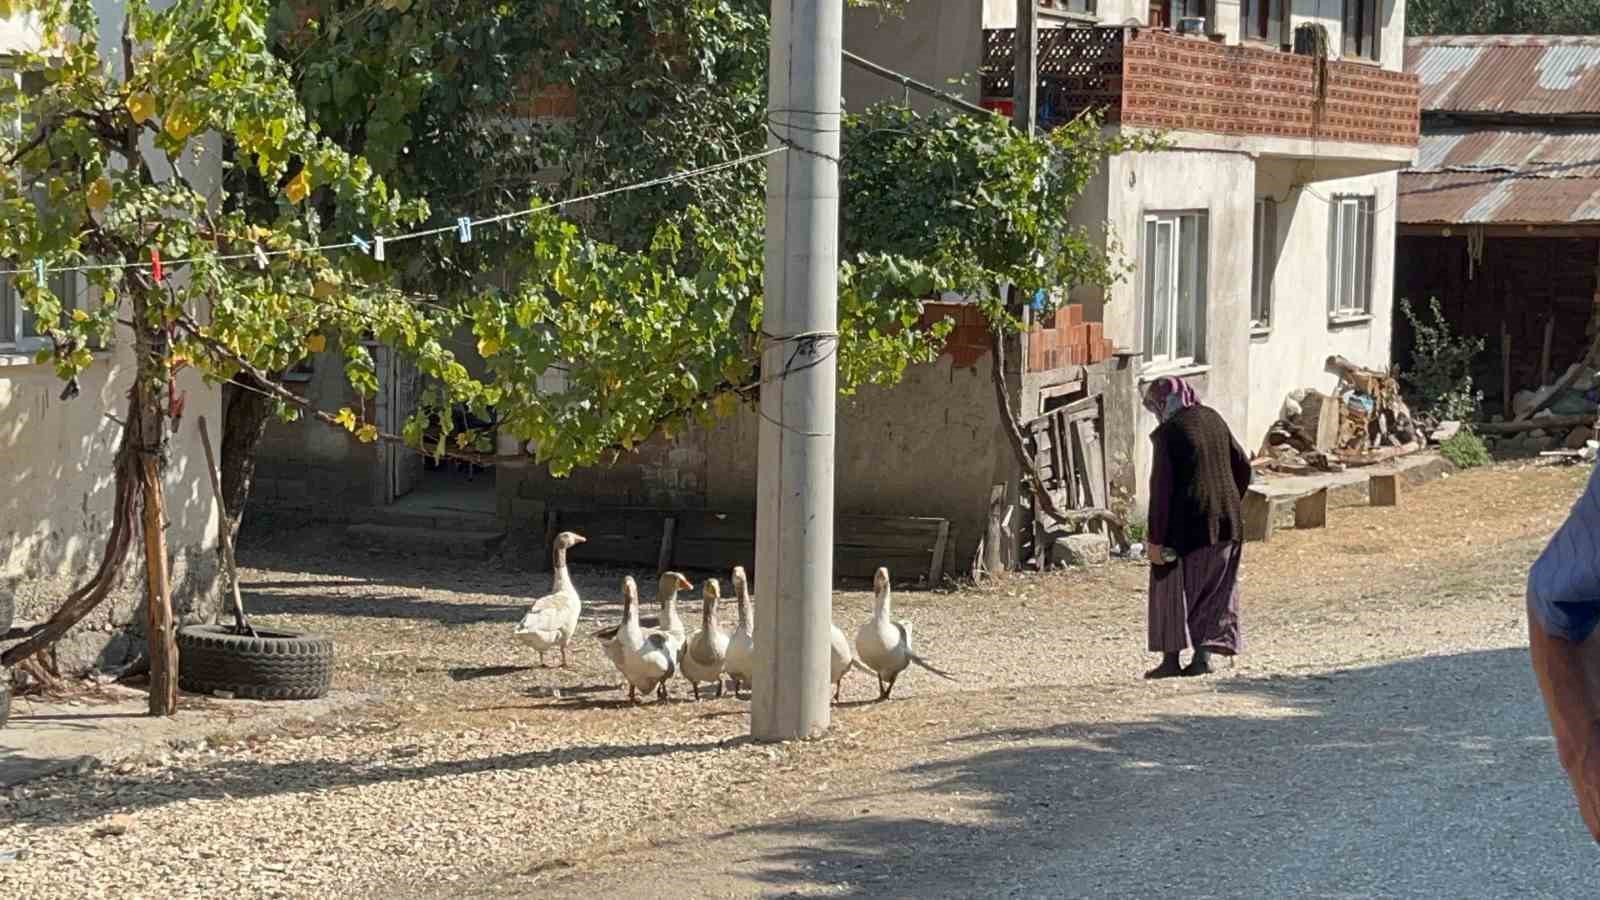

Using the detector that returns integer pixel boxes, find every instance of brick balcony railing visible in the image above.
[982,26,1419,147]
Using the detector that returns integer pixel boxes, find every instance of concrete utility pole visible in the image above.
[753,0,842,741]
[1013,0,1039,135]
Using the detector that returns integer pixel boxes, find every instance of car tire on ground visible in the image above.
[176,625,334,701]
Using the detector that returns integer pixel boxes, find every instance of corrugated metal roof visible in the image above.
[1406,36,1600,116]
[1399,171,1600,224]
[1411,127,1600,177]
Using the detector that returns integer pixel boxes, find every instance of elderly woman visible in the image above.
[1528,463,1600,842]
[1143,376,1253,679]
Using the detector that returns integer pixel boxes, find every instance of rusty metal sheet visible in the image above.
[1412,127,1600,178]
[1408,36,1600,116]
[1399,171,1600,224]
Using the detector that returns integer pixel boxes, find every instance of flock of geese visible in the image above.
[514,531,956,703]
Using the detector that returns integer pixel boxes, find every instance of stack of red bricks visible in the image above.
[917,303,993,369]
[1026,304,1113,372]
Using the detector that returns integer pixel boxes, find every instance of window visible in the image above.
[1142,211,1207,366]
[1,270,83,352]
[1039,0,1096,13]
[1327,195,1374,320]
[1149,1,1207,29]
[1242,0,1283,44]
[1343,0,1379,61]
[1251,199,1277,330]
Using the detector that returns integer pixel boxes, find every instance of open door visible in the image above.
[370,342,423,505]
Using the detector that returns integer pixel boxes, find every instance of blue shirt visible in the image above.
[1529,463,1600,644]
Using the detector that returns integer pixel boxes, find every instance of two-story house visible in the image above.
[847,1,1420,512]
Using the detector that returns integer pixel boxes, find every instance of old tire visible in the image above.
[176,625,333,701]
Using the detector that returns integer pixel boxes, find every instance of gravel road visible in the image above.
[0,463,1591,899]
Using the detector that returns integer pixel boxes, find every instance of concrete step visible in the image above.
[344,523,506,560]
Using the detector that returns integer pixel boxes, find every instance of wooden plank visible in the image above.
[1294,488,1329,529]
[657,516,676,574]
[1370,473,1401,507]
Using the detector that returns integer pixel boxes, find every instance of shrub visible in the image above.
[1440,429,1491,469]
[1400,297,1484,422]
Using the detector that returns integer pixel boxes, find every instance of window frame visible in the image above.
[1327,194,1375,322]
[1141,209,1208,369]
[1342,0,1380,62]
[0,269,87,354]
[1242,0,1284,45]
[1250,198,1278,332]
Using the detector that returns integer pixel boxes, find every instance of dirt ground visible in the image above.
[0,462,1591,898]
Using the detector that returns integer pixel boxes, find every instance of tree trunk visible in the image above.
[219,373,273,547]
[133,293,177,717]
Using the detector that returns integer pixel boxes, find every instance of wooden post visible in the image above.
[140,453,177,716]
[1370,473,1401,507]
[657,516,677,575]
[196,416,248,632]
[927,520,950,587]
[1502,322,1513,419]
[1242,490,1275,542]
[1294,488,1329,530]
[1541,316,1556,388]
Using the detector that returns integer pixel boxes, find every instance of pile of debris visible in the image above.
[1256,355,1423,475]
[1478,352,1600,454]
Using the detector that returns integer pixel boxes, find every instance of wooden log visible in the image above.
[1477,415,1597,435]
[1294,488,1329,529]
[1242,491,1275,542]
[196,416,250,633]
[1370,473,1401,507]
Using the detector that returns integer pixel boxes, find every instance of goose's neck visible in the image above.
[736,596,752,633]
[702,596,718,630]
[551,548,574,595]
[873,590,892,621]
[621,595,640,638]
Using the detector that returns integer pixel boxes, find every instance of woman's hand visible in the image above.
[1147,543,1167,564]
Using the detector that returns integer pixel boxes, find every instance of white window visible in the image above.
[0,270,83,352]
[1327,195,1374,320]
[1142,211,1207,367]
[1242,0,1284,44]
[1251,199,1277,330]
[1343,0,1379,61]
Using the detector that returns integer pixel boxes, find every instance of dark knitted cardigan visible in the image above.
[1148,404,1253,555]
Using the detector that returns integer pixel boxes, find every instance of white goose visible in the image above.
[681,578,730,700]
[513,531,587,667]
[724,566,755,698]
[829,620,861,703]
[655,571,693,655]
[617,576,676,702]
[854,567,957,700]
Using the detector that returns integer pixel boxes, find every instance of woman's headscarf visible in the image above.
[1143,375,1198,422]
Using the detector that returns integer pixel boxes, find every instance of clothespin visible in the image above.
[352,234,372,255]
[253,244,269,271]
[150,248,163,284]
[456,216,472,243]
[33,258,45,286]
[373,236,385,262]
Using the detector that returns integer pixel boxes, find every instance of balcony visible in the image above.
[982,26,1420,173]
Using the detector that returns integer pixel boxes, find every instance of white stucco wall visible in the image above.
[1246,164,1398,446]
[0,1,223,671]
